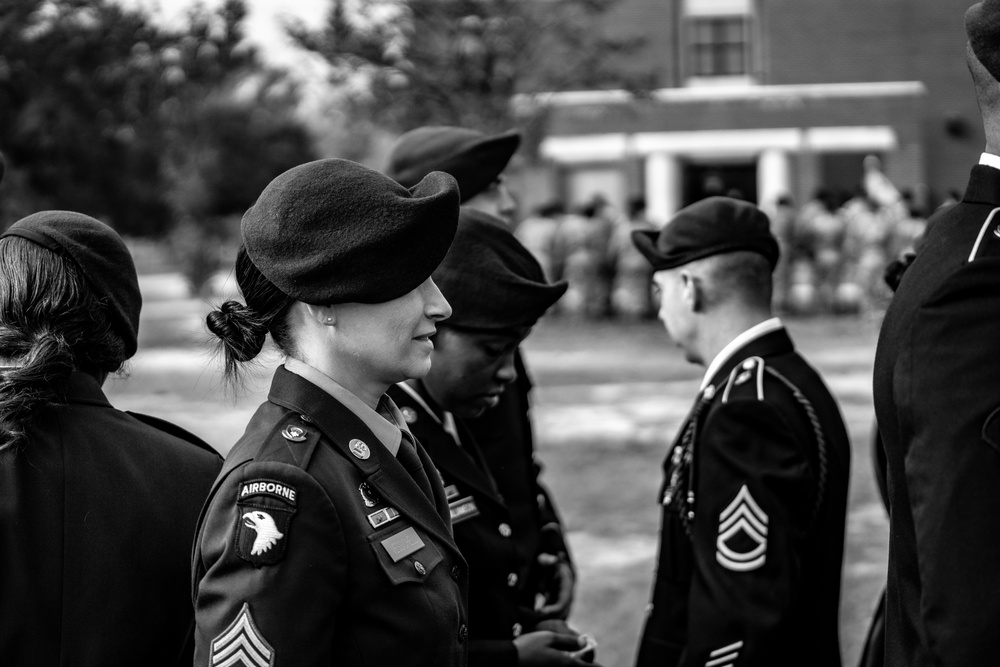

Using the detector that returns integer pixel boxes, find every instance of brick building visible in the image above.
[513,0,984,223]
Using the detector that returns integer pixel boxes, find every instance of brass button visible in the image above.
[451,565,461,581]
[507,573,518,587]
[512,622,522,638]
[458,624,469,642]
[281,425,306,442]
[498,523,512,537]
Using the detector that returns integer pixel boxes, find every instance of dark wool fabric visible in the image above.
[1,211,141,358]
[433,208,566,330]
[632,196,779,271]
[384,127,521,203]
[241,158,460,305]
[967,0,1000,82]
[0,149,5,186]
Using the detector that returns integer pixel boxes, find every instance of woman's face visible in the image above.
[330,278,452,386]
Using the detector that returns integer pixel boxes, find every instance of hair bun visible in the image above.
[206,300,267,363]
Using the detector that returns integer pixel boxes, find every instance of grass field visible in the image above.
[107,275,886,666]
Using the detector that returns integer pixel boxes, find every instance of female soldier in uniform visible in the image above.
[193,158,469,666]
[0,211,222,665]
[388,209,598,666]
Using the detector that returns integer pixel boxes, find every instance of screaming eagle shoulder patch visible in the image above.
[236,479,298,567]
[716,484,768,572]
[212,603,274,667]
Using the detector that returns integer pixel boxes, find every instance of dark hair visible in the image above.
[206,245,296,386]
[700,251,774,310]
[0,237,128,451]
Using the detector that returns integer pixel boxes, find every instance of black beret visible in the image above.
[384,126,521,203]
[1,211,141,358]
[632,196,779,271]
[967,0,1000,81]
[242,158,460,305]
[434,208,567,330]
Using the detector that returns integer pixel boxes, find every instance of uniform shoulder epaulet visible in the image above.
[720,356,768,404]
[254,411,322,471]
[968,205,1000,262]
[126,411,221,460]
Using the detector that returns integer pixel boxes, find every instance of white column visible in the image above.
[757,149,792,214]
[645,152,682,226]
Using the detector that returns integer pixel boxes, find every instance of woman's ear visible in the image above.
[303,304,336,326]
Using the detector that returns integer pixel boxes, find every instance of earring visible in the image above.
[325,317,334,324]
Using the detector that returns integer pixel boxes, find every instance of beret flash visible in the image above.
[632,196,779,271]
[384,126,521,203]
[1,211,142,358]
[433,208,567,330]
[241,158,460,305]
[967,0,1000,82]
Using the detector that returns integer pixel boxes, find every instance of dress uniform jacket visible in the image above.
[873,164,1000,666]
[0,371,222,666]
[389,382,527,667]
[192,366,469,667]
[465,350,573,617]
[636,326,850,667]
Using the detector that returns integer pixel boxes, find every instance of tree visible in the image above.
[292,0,647,141]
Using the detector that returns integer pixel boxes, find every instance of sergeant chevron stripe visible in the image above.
[705,640,743,666]
[716,485,768,572]
[211,603,274,667]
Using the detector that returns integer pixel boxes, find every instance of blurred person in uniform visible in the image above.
[0,211,222,665]
[388,210,601,666]
[516,201,565,281]
[385,126,578,624]
[768,195,797,312]
[631,196,851,667]
[797,189,846,312]
[872,3,1000,663]
[556,197,615,320]
[193,159,470,666]
[610,197,656,319]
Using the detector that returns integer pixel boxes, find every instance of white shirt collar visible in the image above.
[700,317,784,391]
[979,152,1000,172]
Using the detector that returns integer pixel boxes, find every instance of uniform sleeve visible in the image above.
[469,639,519,667]
[533,456,571,562]
[681,397,814,667]
[193,461,347,666]
[905,256,1000,664]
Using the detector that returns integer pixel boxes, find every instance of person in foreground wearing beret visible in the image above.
[0,211,222,665]
[193,158,469,667]
[872,3,1000,664]
[388,209,598,667]
[631,197,850,667]
[386,126,578,624]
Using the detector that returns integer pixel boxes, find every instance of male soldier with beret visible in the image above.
[631,197,850,667]
[388,209,598,667]
[385,127,577,623]
[872,3,1000,664]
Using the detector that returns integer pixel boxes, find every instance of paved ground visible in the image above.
[109,274,887,666]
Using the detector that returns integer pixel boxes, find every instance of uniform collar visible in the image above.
[979,152,1000,171]
[63,371,113,408]
[700,317,784,392]
[395,380,463,446]
[283,357,411,457]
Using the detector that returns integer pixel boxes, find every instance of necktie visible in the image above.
[397,434,435,502]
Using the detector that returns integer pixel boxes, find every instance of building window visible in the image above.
[688,15,749,77]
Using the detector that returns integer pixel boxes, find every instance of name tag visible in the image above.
[381,526,425,562]
[368,507,400,529]
[449,496,479,524]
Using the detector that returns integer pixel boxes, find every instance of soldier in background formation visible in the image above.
[631,197,851,667]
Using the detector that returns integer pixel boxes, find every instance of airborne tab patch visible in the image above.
[716,484,768,572]
[212,603,274,667]
[236,479,297,567]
